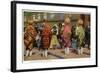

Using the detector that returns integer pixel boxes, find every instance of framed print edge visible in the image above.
[11,1,17,72]
[96,6,98,67]
[11,1,98,72]
[14,65,97,72]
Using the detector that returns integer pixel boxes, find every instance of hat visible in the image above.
[64,17,71,23]
[78,19,83,25]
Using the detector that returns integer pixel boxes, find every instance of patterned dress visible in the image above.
[71,25,78,49]
[41,23,51,49]
[24,25,37,50]
[62,24,72,48]
[71,38,77,49]
[76,25,85,48]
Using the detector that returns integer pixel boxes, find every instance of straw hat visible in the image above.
[78,19,83,25]
[64,17,71,23]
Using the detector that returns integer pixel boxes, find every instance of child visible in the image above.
[50,25,59,50]
[62,17,72,54]
[75,19,85,55]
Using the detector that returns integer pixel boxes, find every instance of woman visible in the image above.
[62,17,72,54]
[71,24,78,54]
[75,19,85,55]
[24,20,37,57]
[57,23,64,49]
[50,25,59,50]
[41,20,52,58]
[85,21,90,49]
[35,30,41,50]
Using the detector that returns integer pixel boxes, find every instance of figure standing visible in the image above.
[58,23,64,49]
[41,19,52,58]
[75,19,85,55]
[24,20,37,56]
[62,17,72,54]
[35,30,41,51]
[50,25,59,50]
[71,25,78,53]
[85,21,90,49]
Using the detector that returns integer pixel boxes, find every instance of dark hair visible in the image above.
[53,26,56,29]
[58,23,62,27]
[43,19,48,22]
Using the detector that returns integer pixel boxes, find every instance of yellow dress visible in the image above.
[50,34,59,48]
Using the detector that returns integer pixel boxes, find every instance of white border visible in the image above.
[16,4,96,70]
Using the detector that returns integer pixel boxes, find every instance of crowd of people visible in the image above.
[24,17,90,58]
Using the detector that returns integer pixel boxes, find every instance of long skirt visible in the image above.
[71,39,77,49]
[63,37,71,48]
[78,38,84,49]
[42,36,50,49]
[50,35,59,48]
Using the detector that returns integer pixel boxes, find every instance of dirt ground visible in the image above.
[24,48,90,61]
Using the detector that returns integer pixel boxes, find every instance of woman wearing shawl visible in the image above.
[24,20,37,57]
[41,19,52,58]
[75,19,85,55]
[62,17,72,54]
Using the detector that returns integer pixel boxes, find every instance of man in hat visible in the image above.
[75,19,85,55]
[24,20,37,57]
[62,17,72,54]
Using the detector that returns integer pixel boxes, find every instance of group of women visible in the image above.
[24,17,90,58]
